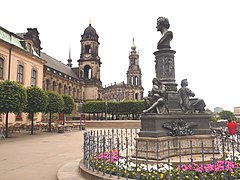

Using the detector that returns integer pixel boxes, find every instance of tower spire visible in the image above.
[67,46,72,67]
[69,46,71,59]
[131,37,136,51]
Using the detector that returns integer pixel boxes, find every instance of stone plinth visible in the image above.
[139,113,212,137]
[135,135,218,161]
[154,49,177,92]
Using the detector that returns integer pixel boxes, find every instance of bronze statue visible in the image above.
[178,79,206,113]
[143,78,168,114]
[156,17,173,50]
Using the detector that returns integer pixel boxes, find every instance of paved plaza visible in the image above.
[0,129,86,180]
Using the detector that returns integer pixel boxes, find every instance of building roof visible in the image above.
[0,26,42,59]
[40,52,79,79]
[0,26,25,49]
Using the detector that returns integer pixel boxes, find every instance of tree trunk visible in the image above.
[31,113,34,135]
[49,112,52,132]
[5,113,9,138]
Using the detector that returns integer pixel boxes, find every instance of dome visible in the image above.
[81,24,99,41]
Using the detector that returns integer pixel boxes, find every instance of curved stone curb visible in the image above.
[57,159,86,180]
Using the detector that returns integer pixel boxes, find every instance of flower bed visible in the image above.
[89,149,240,180]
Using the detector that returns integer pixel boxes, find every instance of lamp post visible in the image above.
[79,101,83,130]
[105,101,108,120]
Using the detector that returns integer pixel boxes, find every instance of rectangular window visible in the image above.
[0,58,3,79]
[17,65,23,83]
[31,70,37,86]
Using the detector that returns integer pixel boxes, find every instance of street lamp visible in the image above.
[79,101,83,130]
[105,101,108,120]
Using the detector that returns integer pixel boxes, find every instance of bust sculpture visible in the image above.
[156,17,173,50]
[178,79,206,113]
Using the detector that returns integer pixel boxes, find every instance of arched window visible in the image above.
[31,69,37,86]
[85,45,91,53]
[17,64,23,83]
[73,87,76,99]
[68,86,71,95]
[58,83,62,94]
[52,81,57,91]
[135,76,138,86]
[0,58,3,79]
[131,76,134,85]
[64,85,67,94]
[135,93,139,100]
[84,65,92,79]
[77,89,80,99]
[45,79,50,90]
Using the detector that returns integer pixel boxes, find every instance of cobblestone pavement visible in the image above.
[0,129,85,180]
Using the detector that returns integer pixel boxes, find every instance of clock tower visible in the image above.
[78,23,102,100]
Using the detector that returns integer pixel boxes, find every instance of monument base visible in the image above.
[139,113,212,137]
[134,135,219,162]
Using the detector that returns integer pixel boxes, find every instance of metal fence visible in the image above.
[83,128,240,180]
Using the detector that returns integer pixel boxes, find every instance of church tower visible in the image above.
[126,38,144,100]
[78,23,102,100]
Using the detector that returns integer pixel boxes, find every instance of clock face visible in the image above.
[84,54,91,58]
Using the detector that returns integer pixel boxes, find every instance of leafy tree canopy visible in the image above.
[25,86,48,114]
[219,110,235,120]
[45,91,64,114]
[0,80,27,114]
[61,94,75,114]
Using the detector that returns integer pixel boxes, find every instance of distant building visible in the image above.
[234,107,240,120]
[0,24,144,124]
[214,107,223,113]
[0,23,103,124]
[102,38,144,101]
[40,23,102,102]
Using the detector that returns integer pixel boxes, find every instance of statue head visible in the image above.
[181,79,188,87]
[156,17,170,34]
[152,77,160,85]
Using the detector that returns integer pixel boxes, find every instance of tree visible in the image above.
[45,91,64,132]
[0,80,27,137]
[81,100,144,120]
[61,94,75,124]
[25,87,48,135]
[219,110,235,120]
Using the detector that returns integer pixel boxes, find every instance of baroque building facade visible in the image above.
[102,39,144,101]
[0,26,45,123]
[0,24,103,123]
[41,23,102,103]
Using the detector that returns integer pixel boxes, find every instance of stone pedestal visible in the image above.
[139,113,212,137]
[154,49,177,92]
[135,135,218,161]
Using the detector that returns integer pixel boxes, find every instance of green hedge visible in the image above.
[82,100,144,115]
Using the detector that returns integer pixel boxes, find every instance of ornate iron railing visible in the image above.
[82,128,240,180]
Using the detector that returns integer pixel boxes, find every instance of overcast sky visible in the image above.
[1,0,240,112]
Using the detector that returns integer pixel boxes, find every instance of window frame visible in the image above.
[31,69,37,86]
[17,64,24,83]
[0,58,3,79]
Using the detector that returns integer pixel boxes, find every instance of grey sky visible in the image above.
[1,0,240,111]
